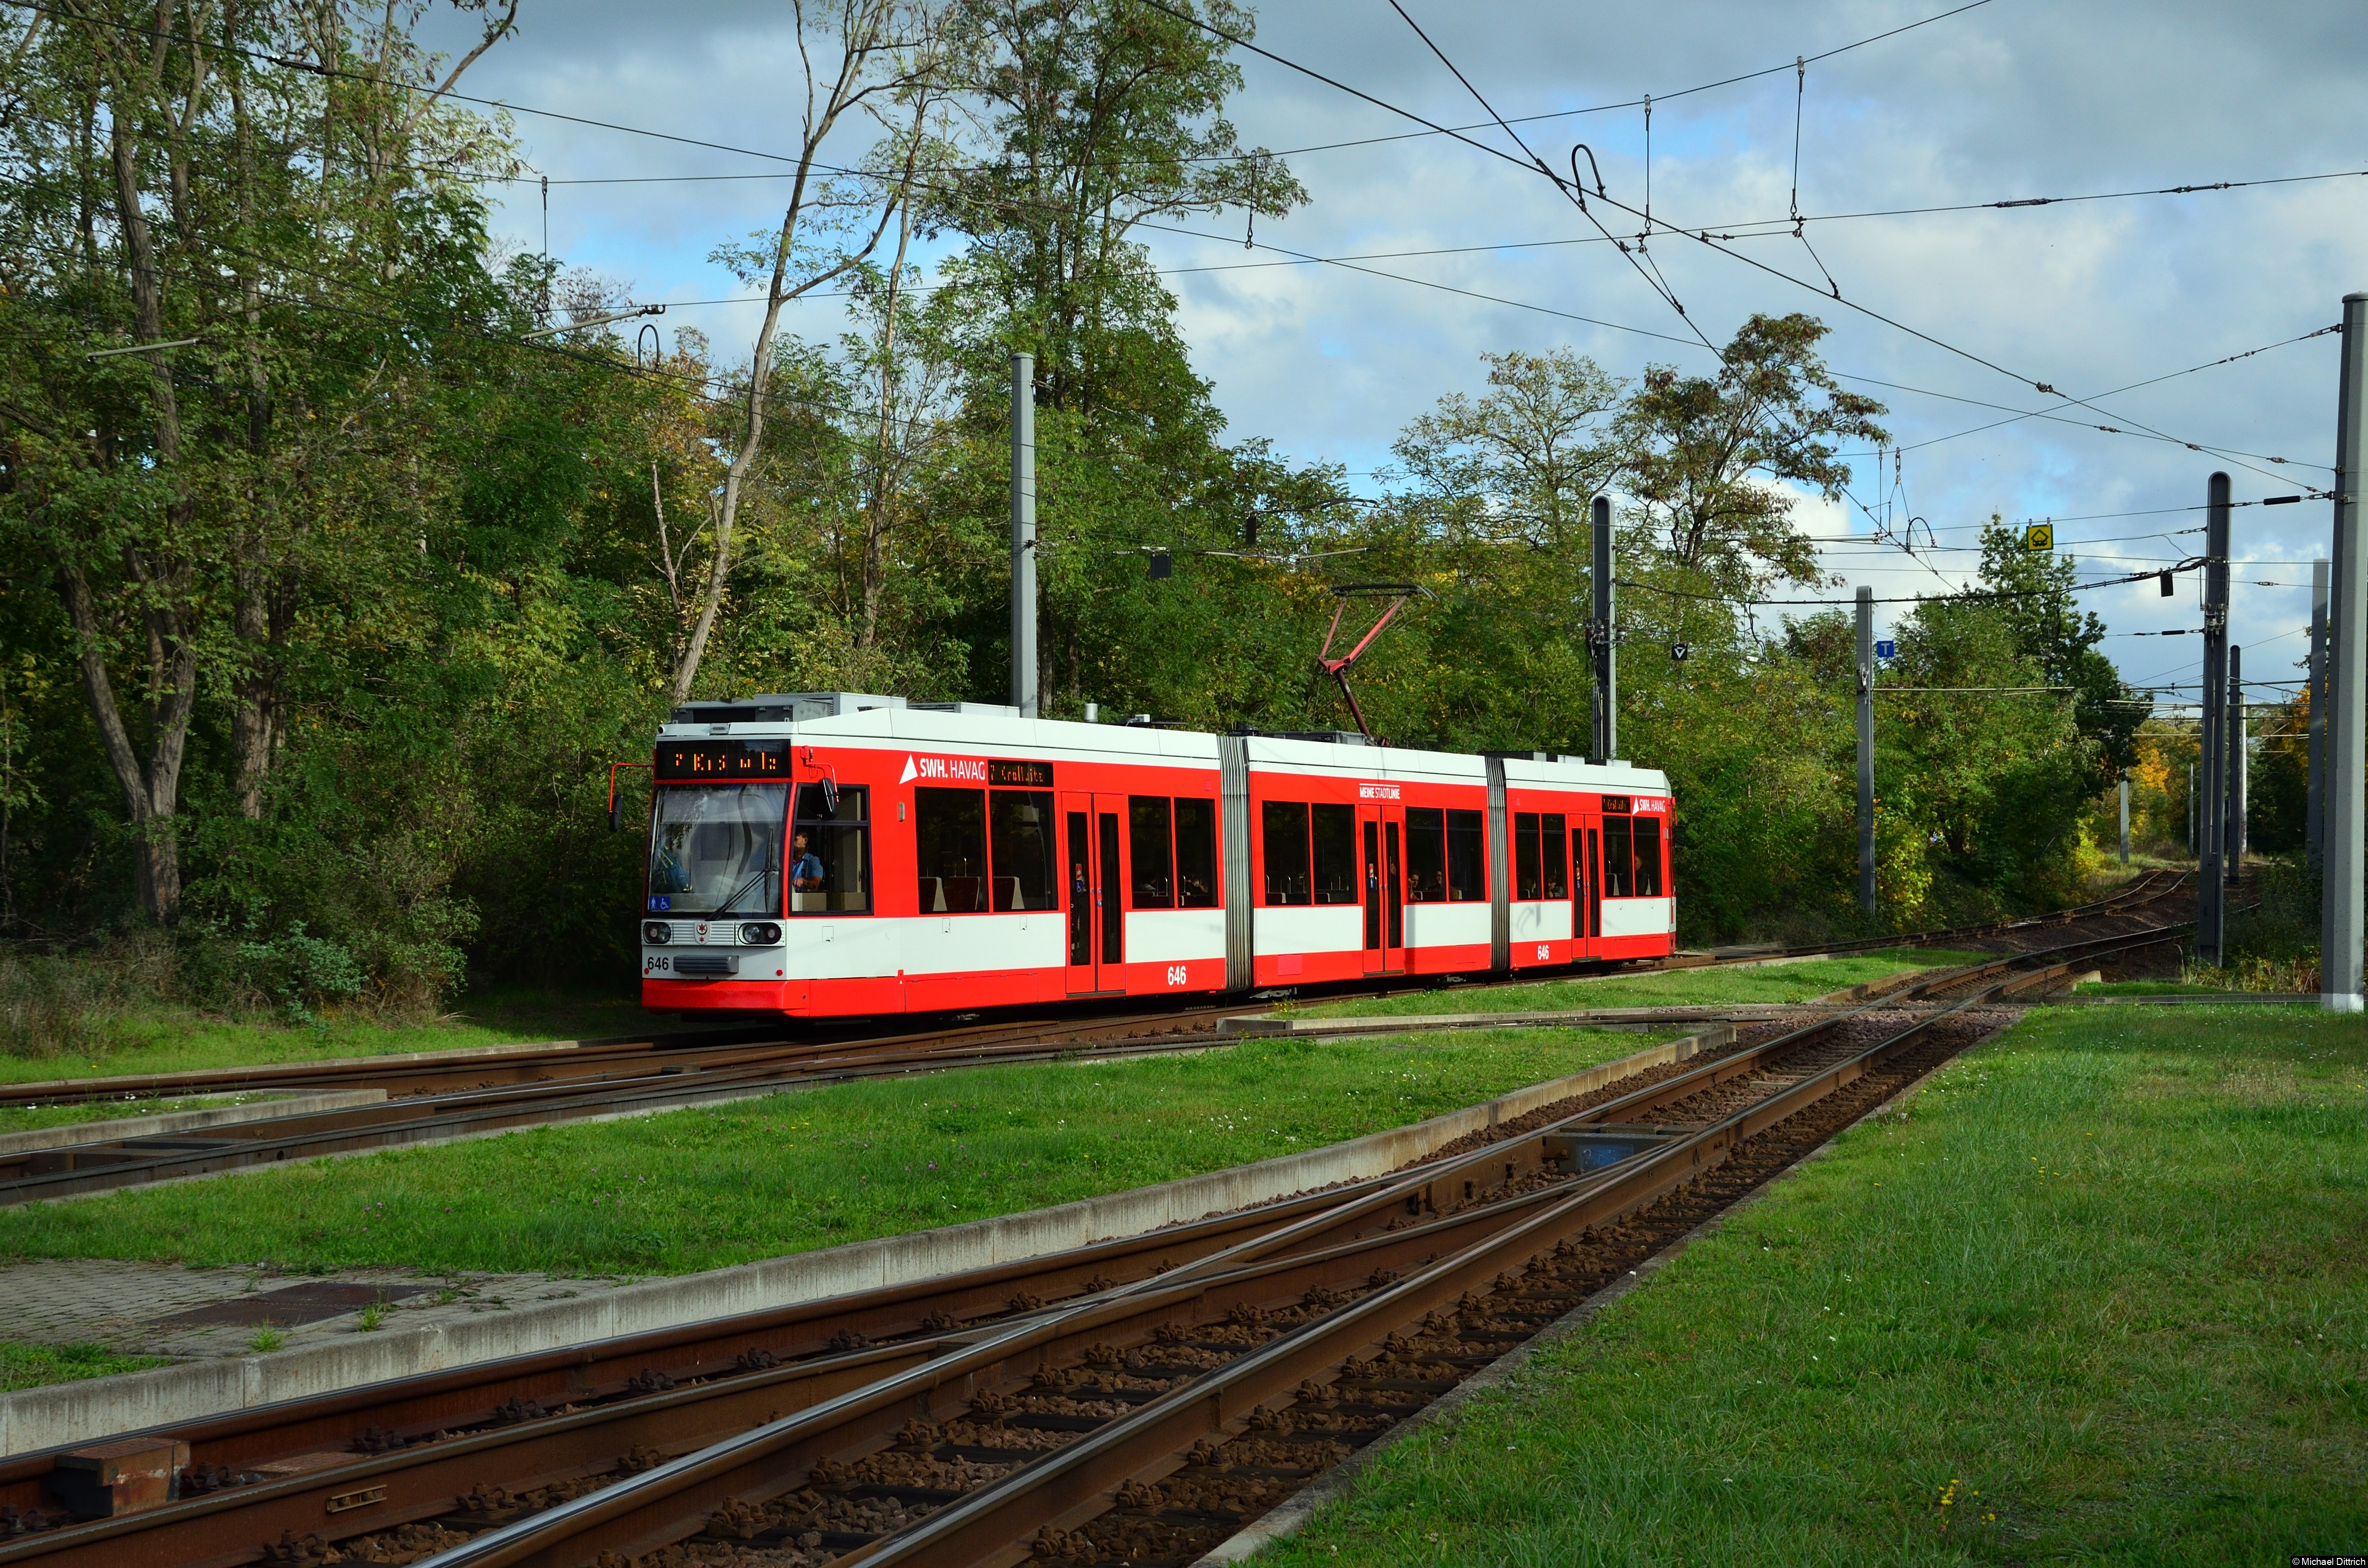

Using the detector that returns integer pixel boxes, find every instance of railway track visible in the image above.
[1723,864,2189,961]
[0,869,2196,1211]
[0,867,2191,1113]
[0,919,2189,1568]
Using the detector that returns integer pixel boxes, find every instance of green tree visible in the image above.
[1619,313,1887,595]
[0,0,520,922]
[1973,518,2148,783]
[2246,694,2307,855]
[930,0,1303,420]
[1391,349,1626,549]
[901,0,1325,718]
[1877,594,2099,914]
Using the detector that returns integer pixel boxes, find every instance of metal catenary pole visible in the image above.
[1591,495,1616,763]
[2227,644,2246,879]
[2309,557,2330,864]
[2187,762,2196,855]
[2198,471,2230,965]
[2119,776,2130,867]
[1856,585,1875,917]
[1009,353,1038,717]
[2323,291,2368,1011]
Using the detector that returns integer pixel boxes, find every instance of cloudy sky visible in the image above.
[422,0,2367,707]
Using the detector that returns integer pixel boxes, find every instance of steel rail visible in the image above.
[0,868,2194,1116]
[0,1073,1682,1567]
[0,1024,1249,1207]
[423,930,2167,1568]
[0,923,2187,1566]
[0,1020,1745,1524]
[0,994,1866,1555]
[835,924,2194,1568]
[0,1002,1258,1112]
[1748,866,2190,958]
[0,904,2179,1468]
[0,882,2188,1208]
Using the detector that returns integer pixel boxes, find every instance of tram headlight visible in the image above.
[642,921,672,945]
[738,922,784,946]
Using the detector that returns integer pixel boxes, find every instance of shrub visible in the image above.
[235,924,366,1026]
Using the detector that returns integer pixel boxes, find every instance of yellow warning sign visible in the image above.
[2023,522,2055,551]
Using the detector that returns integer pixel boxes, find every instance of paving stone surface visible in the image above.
[0,1259,635,1359]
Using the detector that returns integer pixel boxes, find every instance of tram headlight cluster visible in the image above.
[738,922,784,946]
[642,921,671,944]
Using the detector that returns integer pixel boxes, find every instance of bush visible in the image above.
[235,924,366,1026]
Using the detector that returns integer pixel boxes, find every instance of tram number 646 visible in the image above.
[1166,965,1189,987]
[1535,944,1550,961]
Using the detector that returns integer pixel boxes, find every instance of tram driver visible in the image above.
[790,831,827,907]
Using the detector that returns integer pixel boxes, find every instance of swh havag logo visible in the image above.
[898,755,985,785]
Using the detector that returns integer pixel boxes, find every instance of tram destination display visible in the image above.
[656,739,788,780]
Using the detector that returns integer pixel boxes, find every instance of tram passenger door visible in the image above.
[1574,815,1603,957]
[1062,793,1128,994]
[1361,806,1405,975]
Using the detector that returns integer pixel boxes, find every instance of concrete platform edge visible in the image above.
[0,1090,390,1158]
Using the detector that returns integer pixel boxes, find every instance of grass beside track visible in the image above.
[1298,948,1991,1019]
[0,1028,1679,1279]
[0,1341,170,1390]
[2076,978,2293,997]
[0,988,726,1088]
[1266,1003,2368,1566]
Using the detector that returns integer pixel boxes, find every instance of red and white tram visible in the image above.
[638,693,1676,1017]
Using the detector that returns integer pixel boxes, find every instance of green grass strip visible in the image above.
[1264,1004,2368,1565]
[2075,979,2290,997]
[0,1341,171,1391]
[0,1030,1675,1279]
[1297,949,1992,1019]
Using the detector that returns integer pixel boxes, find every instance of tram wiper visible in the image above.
[711,844,781,916]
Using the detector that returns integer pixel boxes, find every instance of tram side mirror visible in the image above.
[821,777,840,815]
[609,798,621,833]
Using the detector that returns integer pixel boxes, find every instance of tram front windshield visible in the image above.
[647,783,788,916]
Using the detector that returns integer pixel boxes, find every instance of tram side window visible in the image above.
[1129,797,1175,909]
[1633,816,1665,897]
[1542,813,1568,898]
[1514,812,1543,900]
[990,790,1058,911]
[915,787,988,912]
[1603,814,1634,898]
[1311,804,1358,904]
[1445,809,1486,901]
[1262,801,1312,905]
[791,783,870,913]
[1402,808,1446,902]
[1175,799,1220,908]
